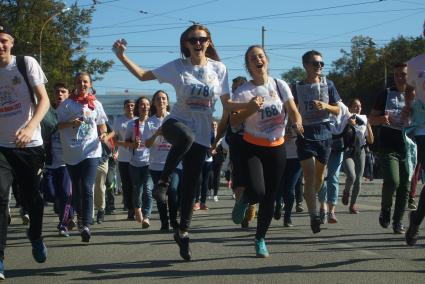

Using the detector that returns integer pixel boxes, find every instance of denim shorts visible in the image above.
[296,137,332,165]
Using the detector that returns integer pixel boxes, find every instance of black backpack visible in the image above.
[16,55,57,164]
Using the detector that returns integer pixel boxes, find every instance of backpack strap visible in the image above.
[16,56,36,105]
[274,78,284,101]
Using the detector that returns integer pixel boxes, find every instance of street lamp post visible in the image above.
[39,7,70,67]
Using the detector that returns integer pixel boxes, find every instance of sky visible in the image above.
[64,0,425,117]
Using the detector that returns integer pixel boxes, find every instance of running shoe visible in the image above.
[255,238,269,258]
[142,218,150,229]
[200,203,209,210]
[283,217,293,227]
[246,204,256,221]
[310,216,321,234]
[328,212,338,224]
[213,195,219,202]
[408,198,417,210]
[406,211,420,246]
[81,227,91,243]
[193,202,200,211]
[0,259,4,280]
[274,203,282,220]
[393,223,406,234]
[232,194,249,224]
[341,190,349,206]
[349,205,359,214]
[30,238,47,263]
[174,232,191,261]
[379,208,391,228]
[295,202,304,213]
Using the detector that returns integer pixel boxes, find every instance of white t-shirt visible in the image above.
[112,114,136,162]
[57,99,108,165]
[233,78,293,141]
[354,114,368,147]
[152,58,230,147]
[125,118,150,167]
[145,114,172,171]
[0,56,47,147]
[407,54,425,135]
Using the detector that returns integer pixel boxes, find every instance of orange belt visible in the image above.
[243,132,284,147]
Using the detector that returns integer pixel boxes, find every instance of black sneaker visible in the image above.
[173,232,192,261]
[273,203,282,220]
[393,222,406,234]
[96,209,105,224]
[81,227,91,243]
[295,203,304,213]
[310,216,321,234]
[406,211,420,246]
[379,208,391,228]
[153,182,168,204]
[284,217,293,227]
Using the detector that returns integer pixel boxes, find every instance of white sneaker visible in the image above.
[213,195,219,202]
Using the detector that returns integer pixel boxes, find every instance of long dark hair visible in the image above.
[180,24,220,61]
[150,90,170,116]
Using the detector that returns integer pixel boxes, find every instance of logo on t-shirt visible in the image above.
[12,76,21,85]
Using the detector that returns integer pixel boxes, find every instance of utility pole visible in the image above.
[262,26,266,49]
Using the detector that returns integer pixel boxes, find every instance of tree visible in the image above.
[0,0,113,97]
[281,67,306,84]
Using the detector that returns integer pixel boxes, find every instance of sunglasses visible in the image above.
[309,61,325,68]
[187,36,208,45]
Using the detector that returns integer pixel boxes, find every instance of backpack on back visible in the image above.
[16,55,57,163]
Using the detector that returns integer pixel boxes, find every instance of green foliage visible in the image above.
[0,0,113,98]
[281,67,306,84]
[328,35,425,113]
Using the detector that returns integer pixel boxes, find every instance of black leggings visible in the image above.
[242,141,286,240]
[160,118,207,230]
[412,136,425,226]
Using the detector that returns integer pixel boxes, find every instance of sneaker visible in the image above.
[96,209,105,224]
[232,195,249,224]
[81,227,91,243]
[310,216,321,234]
[213,195,219,202]
[255,238,269,258]
[193,202,201,211]
[349,205,359,214]
[30,238,47,263]
[406,211,420,246]
[319,208,327,224]
[274,203,282,220]
[22,214,30,226]
[408,198,417,210]
[173,232,191,261]
[59,229,70,237]
[342,190,349,206]
[393,223,406,234]
[142,218,150,229]
[379,208,391,228]
[283,217,293,227]
[153,182,168,204]
[295,202,304,213]
[0,259,4,280]
[200,203,209,210]
[246,204,256,222]
[328,212,338,224]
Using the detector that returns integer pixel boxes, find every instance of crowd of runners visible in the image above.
[0,20,425,281]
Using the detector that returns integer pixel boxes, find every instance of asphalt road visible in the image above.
[3,179,425,283]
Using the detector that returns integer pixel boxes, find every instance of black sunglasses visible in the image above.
[310,61,325,68]
[187,36,208,45]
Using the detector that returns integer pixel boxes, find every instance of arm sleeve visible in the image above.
[25,56,48,87]
[95,101,108,125]
[219,64,231,97]
[277,79,294,104]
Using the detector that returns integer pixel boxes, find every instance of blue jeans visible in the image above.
[319,150,344,205]
[129,165,153,218]
[67,158,99,228]
[275,158,302,221]
[151,169,181,226]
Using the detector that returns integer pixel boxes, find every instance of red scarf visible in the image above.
[70,93,97,110]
